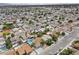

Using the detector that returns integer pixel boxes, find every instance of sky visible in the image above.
[0,0,79,4]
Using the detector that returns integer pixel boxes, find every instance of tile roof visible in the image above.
[6,49,16,55]
[34,37,42,47]
[22,43,33,54]
[15,43,33,55]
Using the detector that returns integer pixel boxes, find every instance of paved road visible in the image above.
[39,28,79,55]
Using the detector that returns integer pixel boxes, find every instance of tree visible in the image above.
[57,20,62,24]
[37,32,44,37]
[60,48,73,55]
[3,32,10,38]
[40,39,45,46]
[56,32,60,37]
[72,40,79,49]
[51,35,58,42]
[59,16,64,21]
[18,40,23,45]
[19,36,23,40]
[74,40,79,44]
[45,39,53,46]
[5,37,13,49]
[3,22,14,30]
[29,20,33,24]
[54,15,57,18]
[31,43,35,47]
[68,20,73,23]
[77,17,79,21]
[21,17,26,20]
[44,28,49,33]
[61,32,65,36]
[45,24,49,27]
[11,33,15,37]
[31,31,38,35]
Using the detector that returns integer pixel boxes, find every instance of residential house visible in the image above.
[15,43,33,55]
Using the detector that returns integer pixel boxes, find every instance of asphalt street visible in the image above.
[39,28,79,55]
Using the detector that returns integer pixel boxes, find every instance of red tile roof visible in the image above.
[15,43,33,55]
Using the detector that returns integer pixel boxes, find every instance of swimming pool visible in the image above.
[0,44,8,51]
[27,38,33,45]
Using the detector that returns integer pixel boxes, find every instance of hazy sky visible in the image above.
[0,0,79,4]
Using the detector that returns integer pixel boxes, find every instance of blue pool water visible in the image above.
[1,46,7,50]
[27,38,33,45]
[0,44,8,51]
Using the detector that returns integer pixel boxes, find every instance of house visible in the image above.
[39,28,45,32]
[41,35,52,41]
[12,28,19,32]
[14,29,26,42]
[16,19,20,23]
[46,31,52,35]
[15,43,33,55]
[0,34,4,41]
[73,51,79,55]
[15,46,25,55]
[33,37,42,48]
[0,25,3,31]
[0,37,5,45]
[5,49,16,55]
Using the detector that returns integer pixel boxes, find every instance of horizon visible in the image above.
[1,3,79,5]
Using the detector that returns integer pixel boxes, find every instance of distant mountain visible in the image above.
[0,3,10,6]
[0,3,79,8]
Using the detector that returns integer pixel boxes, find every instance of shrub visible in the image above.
[60,48,73,55]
